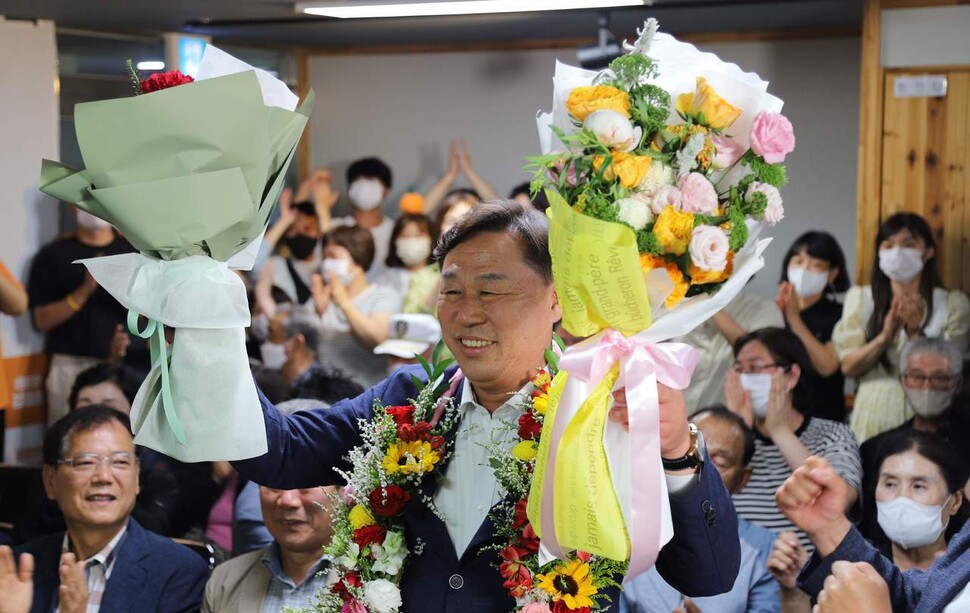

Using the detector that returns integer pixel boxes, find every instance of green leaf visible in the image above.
[415,355,433,379]
[431,340,444,367]
[410,374,425,393]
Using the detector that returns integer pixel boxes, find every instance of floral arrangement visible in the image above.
[488,353,626,613]
[529,19,794,311]
[303,347,459,613]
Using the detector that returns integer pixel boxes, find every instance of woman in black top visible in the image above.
[777,231,851,421]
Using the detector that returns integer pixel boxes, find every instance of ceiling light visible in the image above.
[298,0,647,19]
[136,60,165,71]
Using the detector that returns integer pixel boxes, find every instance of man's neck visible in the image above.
[76,227,115,248]
[282,351,314,385]
[469,373,537,414]
[67,522,126,560]
[913,414,944,432]
[279,546,323,584]
[352,208,384,229]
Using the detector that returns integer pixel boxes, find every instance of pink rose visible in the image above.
[522,603,553,613]
[649,185,683,215]
[689,226,730,272]
[710,133,745,169]
[677,173,719,215]
[749,112,795,164]
[746,182,785,225]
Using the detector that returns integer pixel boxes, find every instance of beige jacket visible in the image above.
[202,549,271,613]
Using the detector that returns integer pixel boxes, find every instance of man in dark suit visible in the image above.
[234,200,742,611]
[0,405,207,613]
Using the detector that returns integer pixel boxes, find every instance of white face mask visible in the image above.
[877,495,951,550]
[322,258,356,285]
[348,179,385,211]
[787,266,829,298]
[259,341,287,370]
[76,209,113,231]
[904,387,953,418]
[879,247,924,283]
[740,373,773,419]
[395,236,432,267]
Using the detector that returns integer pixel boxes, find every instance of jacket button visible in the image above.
[449,574,464,590]
[702,500,713,513]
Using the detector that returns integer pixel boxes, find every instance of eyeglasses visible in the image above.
[901,372,956,390]
[731,362,791,375]
[57,452,137,473]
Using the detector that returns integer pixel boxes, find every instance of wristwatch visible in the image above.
[661,423,704,472]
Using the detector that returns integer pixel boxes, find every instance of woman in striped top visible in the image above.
[724,327,862,551]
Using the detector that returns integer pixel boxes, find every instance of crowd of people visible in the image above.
[0,148,968,612]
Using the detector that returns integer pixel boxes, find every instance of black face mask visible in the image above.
[285,234,318,260]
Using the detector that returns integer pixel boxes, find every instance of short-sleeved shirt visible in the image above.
[795,297,846,422]
[733,416,862,552]
[317,284,401,387]
[26,234,134,359]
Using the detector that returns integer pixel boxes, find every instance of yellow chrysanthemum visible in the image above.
[566,85,630,121]
[512,440,539,462]
[532,395,549,415]
[640,254,689,308]
[652,206,695,256]
[382,440,441,476]
[690,251,735,285]
[532,371,551,388]
[537,559,598,610]
[675,77,742,130]
[348,504,375,529]
[593,151,652,189]
[663,124,716,170]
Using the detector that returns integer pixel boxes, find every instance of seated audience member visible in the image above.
[725,328,861,552]
[509,181,549,213]
[203,403,338,611]
[421,139,500,214]
[311,225,401,387]
[1,406,207,612]
[775,455,970,612]
[377,213,438,303]
[621,406,780,613]
[859,337,970,545]
[15,364,179,543]
[374,313,442,374]
[287,369,364,408]
[679,291,784,414]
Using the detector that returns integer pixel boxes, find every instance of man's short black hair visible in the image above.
[68,362,142,411]
[694,404,756,467]
[347,157,392,190]
[288,366,365,406]
[43,404,133,467]
[433,199,552,285]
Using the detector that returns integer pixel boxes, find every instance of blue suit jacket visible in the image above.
[235,365,741,612]
[799,523,970,612]
[14,518,208,613]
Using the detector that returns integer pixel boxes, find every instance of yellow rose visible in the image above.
[653,206,695,256]
[640,254,689,308]
[532,395,548,415]
[675,77,742,130]
[690,251,735,285]
[512,440,539,462]
[349,504,375,529]
[593,151,652,189]
[566,85,630,121]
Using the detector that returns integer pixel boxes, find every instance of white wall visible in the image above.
[882,6,970,68]
[307,35,861,299]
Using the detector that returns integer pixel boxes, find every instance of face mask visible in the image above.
[740,373,772,419]
[76,209,112,231]
[260,342,287,370]
[348,179,385,211]
[322,258,356,285]
[787,266,829,298]
[285,234,318,260]
[904,387,953,418]
[395,236,432,267]
[877,495,951,550]
[879,247,924,283]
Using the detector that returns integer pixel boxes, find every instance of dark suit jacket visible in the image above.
[799,523,970,613]
[14,517,208,613]
[235,365,741,612]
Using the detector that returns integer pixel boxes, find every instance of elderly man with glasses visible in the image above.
[0,405,207,613]
[857,336,969,552]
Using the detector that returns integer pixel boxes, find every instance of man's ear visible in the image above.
[43,465,57,500]
[736,466,753,494]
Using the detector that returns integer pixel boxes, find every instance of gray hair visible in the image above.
[899,337,963,377]
[283,310,321,354]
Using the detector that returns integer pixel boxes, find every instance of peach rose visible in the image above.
[677,173,718,215]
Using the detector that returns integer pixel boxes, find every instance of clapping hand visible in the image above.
[767,531,806,590]
[776,282,801,324]
[310,169,339,213]
[310,273,331,315]
[896,293,926,337]
[108,324,130,363]
[763,371,793,439]
[0,546,33,613]
[57,553,88,613]
[723,370,754,428]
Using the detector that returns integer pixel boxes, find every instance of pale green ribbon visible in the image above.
[126,310,187,446]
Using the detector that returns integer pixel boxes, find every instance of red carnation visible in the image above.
[352,524,387,549]
[368,485,412,517]
[139,70,194,94]
[386,405,416,426]
[512,499,540,553]
[518,412,542,440]
[397,420,432,442]
[501,564,533,598]
[553,602,589,613]
[330,571,362,601]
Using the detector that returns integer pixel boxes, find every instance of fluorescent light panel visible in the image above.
[136,60,165,70]
[299,0,644,19]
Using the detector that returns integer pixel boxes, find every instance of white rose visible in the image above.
[689,226,730,272]
[638,161,675,194]
[616,196,652,231]
[363,579,403,613]
[584,109,642,152]
[745,182,784,225]
[649,185,683,215]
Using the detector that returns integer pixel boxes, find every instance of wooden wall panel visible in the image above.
[856,0,885,286]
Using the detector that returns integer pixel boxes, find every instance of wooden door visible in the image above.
[880,69,970,292]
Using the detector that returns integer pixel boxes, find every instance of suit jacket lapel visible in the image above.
[31,535,61,613]
[99,520,149,613]
[238,559,272,613]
